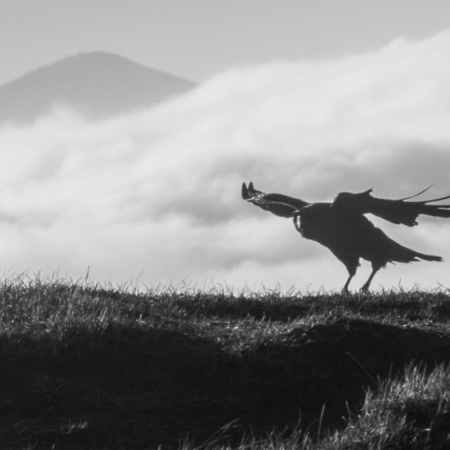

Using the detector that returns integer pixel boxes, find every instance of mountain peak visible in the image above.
[0,52,196,124]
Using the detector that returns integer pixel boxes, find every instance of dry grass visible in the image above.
[0,275,449,449]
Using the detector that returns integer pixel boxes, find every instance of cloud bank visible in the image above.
[2,31,450,291]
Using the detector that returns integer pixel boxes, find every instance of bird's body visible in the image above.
[242,182,450,291]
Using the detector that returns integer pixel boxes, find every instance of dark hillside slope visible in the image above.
[0,52,196,124]
[0,281,449,449]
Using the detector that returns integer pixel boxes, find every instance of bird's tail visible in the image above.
[412,251,442,263]
[376,229,443,265]
[388,242,443,264]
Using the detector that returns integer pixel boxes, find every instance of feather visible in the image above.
[332,189,450,226]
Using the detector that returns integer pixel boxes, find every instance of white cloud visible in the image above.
[2,30,450,291]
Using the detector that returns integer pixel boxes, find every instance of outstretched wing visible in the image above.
[332,187,450,226]
[242,182,309,218]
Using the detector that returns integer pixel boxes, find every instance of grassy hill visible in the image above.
[0,276,449,449]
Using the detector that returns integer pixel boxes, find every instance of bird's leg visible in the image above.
[342,274,354,293]
[360,267,380,293]
[341,263,358,294]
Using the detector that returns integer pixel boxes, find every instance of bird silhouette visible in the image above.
[242,182,450,292]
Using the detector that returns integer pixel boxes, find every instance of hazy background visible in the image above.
[1,1,450,292]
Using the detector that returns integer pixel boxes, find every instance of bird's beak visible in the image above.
[292,210,302,217]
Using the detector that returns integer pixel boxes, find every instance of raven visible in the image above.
[242,182,450,292]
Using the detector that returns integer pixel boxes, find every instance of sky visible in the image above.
[1,1,450,292]
[2,0,450,85]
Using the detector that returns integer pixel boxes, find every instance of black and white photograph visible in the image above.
[1,1,450,448]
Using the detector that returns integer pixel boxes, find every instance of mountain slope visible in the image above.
[0,52,196,124]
